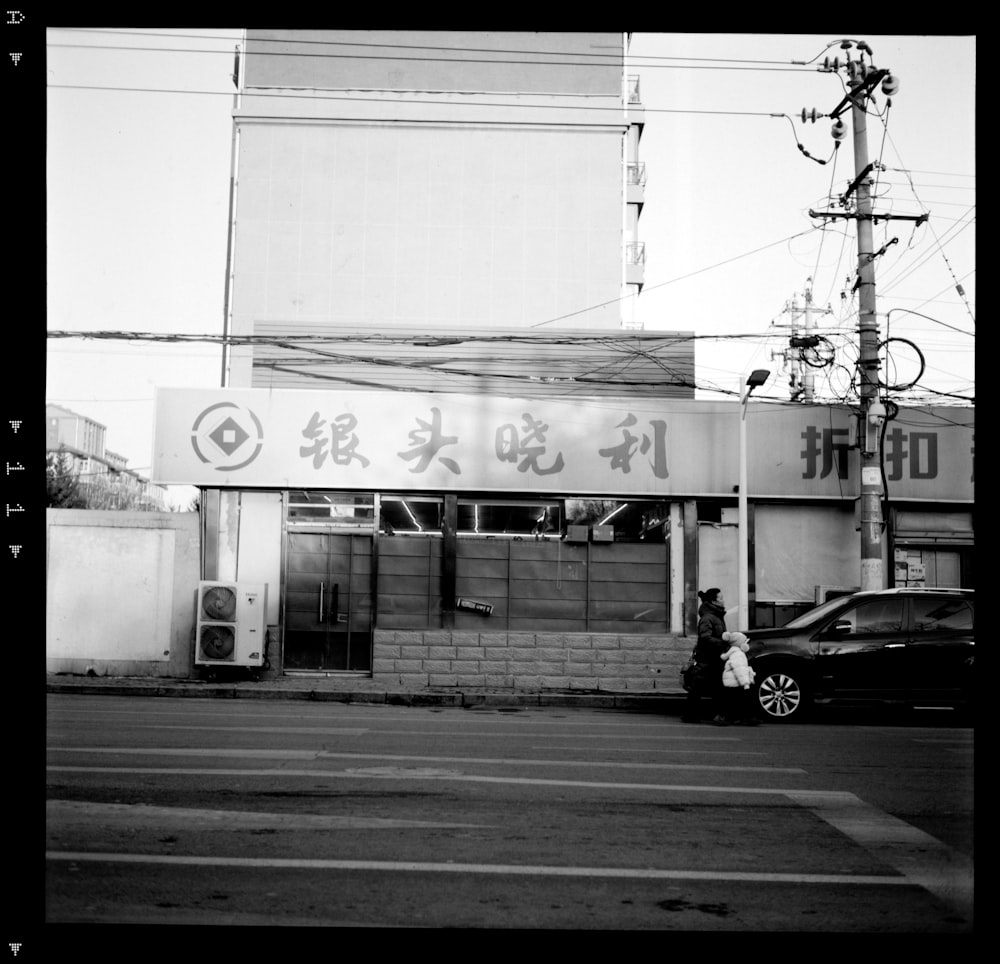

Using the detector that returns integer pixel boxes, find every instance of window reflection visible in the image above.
[287,490,374,526]
[458,500,561,538]
[837,599,904,635]
[566,499,668,542]
[380,497,442,535]
[912,598,972,631]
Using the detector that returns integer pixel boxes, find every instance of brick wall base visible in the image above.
[372,630,692,694]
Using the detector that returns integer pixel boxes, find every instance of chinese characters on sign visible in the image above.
[883,428,938,481]
[300,412,370,469]
[160,388,972,498]
[398,407,461,475]
[599,414,668,478]
[297,408,677,481]
[496,413,565,476]
[298,412,946,483]
[800,425,940,480]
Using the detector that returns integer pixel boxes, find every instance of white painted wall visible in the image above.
[46,510,200,677]
[236,490,283,626]
[697,521,738,628]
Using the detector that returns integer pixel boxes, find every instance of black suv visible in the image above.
[746,588,974,722]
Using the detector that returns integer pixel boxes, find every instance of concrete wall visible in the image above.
[243,31,624,96]
[373,630,689,693]
[46,509,200,678]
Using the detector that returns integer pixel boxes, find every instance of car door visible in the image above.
[814,595,908,698]
[903,594,974,700]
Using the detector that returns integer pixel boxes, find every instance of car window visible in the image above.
[832,597,905,635]
[911,597,973,632]
[784,596,856,629]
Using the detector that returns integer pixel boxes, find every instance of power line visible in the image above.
[46,80,789,123]
[533,228,821,327]
[48,28,821,70]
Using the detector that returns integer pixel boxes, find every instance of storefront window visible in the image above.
[286,490,374,527]
[565,499,669,542]
[457,499,562,537]
[380,496,443,535]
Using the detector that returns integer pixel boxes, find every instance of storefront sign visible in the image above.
[152,388,973,501]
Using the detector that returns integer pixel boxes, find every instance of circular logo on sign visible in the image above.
[190,403,264,472]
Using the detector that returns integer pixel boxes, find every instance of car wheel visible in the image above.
[756,667,808,721]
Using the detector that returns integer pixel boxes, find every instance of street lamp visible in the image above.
[738,369,770,631]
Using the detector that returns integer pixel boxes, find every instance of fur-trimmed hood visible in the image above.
[721,633,754,688]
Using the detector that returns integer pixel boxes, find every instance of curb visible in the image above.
[46,680,687,712]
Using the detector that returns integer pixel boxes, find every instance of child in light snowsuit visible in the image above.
[719,632,760,726]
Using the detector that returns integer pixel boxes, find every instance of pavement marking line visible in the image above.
[48,706,710,730]
[47,747,804,774]
[114,725,372,736]
[787,790,974,923]
[46,800,488,830]
[44,851,908,887]
[104,725,746,742]
[531,746,768,756]
[46,766,811,793]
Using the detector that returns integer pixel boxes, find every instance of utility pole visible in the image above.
[848,62,884,592]
[221,45,241,389]
[805,40,926,592]
[784,293,805,401]
[800,281,823,402]
[774,279,832,402]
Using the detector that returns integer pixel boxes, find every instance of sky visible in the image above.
[45,30,975,509]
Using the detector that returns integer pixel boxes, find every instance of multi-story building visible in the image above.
[47,403,107,458]
[222,30,651,391]
[47,403,166,510]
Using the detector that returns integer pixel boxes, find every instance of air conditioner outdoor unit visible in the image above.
[195,581,267,667]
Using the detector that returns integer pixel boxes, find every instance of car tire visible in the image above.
[755,666,809,722]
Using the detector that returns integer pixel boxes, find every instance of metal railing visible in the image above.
[626,162,646,186]
[626,242,646,265]
[627,74,641,105]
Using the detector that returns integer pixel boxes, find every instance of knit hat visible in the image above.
[698,588,722,603]
[723,631,749,650]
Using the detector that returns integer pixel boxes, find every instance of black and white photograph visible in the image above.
[39,30,973,936]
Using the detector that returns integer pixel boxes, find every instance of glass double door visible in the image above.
[284,529,373,672]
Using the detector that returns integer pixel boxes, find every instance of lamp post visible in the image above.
[738,369,770,631]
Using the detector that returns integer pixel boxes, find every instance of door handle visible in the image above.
[318,582,324,621]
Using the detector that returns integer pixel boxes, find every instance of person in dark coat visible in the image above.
[682,587,730,725]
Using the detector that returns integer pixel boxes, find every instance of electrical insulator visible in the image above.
[823,55,840,71]
[800,107,819,124]
[831,118,848,141]
[881,72,899,96]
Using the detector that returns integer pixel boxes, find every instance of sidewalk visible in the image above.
[46,671,687,713]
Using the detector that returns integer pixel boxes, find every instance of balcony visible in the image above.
[627,74,645,125]
[626,161,646,206]
[626,241,645,289]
